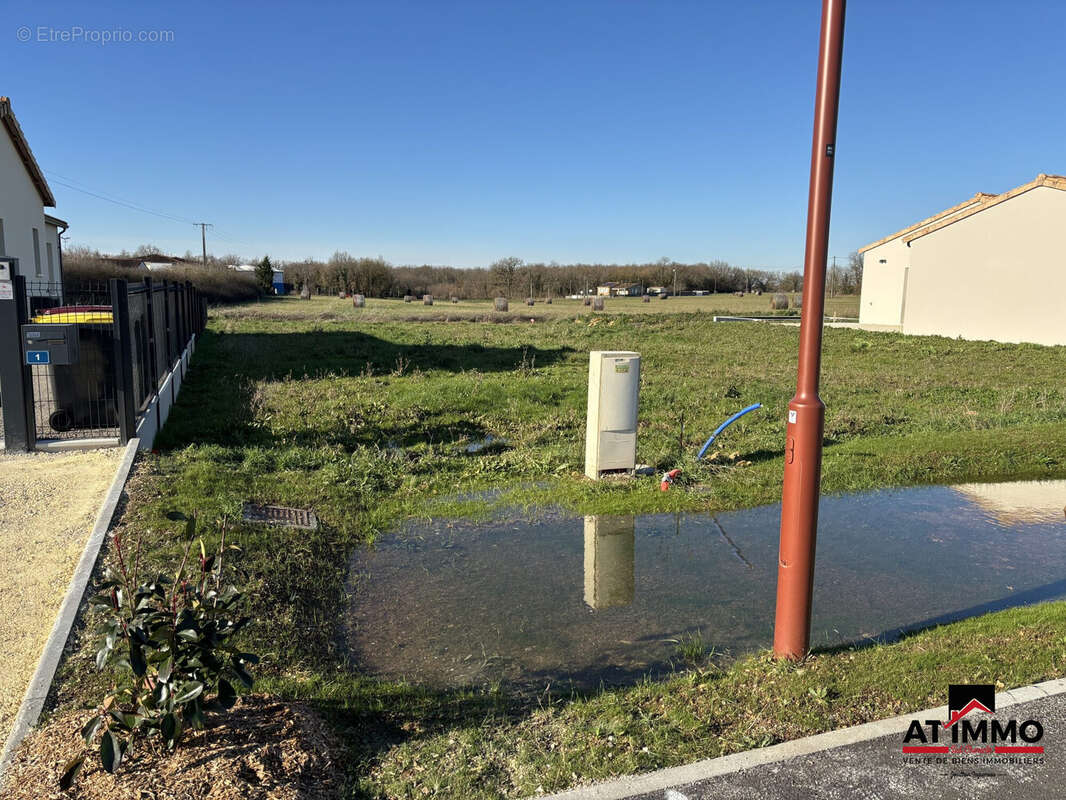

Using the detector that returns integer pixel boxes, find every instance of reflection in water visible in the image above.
[954,480,1066,524]
[345,479,1066,691]
[583,515,635,609]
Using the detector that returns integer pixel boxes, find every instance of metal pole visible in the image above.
[773,0,846,660]
[0,265,35,451]
[110,279,137,443]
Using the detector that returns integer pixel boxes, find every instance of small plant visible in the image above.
[60,514,257,789]
[672,631,710,665]
[517,345,536,375]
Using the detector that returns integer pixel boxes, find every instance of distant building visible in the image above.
[0,97,67,307]
[104,253,189,271]
[859,173,1066,346]
[596,282,641,297]
[229,263,286,294]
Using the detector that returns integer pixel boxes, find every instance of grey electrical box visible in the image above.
[22,323,80,366]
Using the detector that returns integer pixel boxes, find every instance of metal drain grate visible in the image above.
[242,503,319,530]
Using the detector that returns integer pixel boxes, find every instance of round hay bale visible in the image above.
[770,293,788,310]
[526,298,534,306]
[403,294,414,303]
[423,294,433,305]
[546,297,552,304]
[659,292,668,300]
[642,294,651,303]
[451,296,459,303]
[792,293,803,309]
[494,297,509,312]
[592,297,605,311]
[352,294,365,308]
[582,297,592,306]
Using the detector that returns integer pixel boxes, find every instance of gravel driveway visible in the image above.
[0,448,122,742]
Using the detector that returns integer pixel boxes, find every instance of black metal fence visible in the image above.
[0,272,207,450]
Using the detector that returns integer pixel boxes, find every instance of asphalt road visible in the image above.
[628,694,1062,800]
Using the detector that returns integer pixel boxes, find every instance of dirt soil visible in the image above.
[0,448,123,743]
[2,697,345,799]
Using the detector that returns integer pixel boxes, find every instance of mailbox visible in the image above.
[22,323,80,365]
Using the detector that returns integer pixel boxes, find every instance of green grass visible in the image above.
[216,291,860,322]
[51,296,1066,798]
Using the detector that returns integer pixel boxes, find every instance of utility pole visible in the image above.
[195,222,213,268]
[773,0,846,661]
[673,267,678,297]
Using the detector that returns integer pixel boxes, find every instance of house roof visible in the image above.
[903,174,1066,244]
[0,97,56,207]
[44,214,68,228]
[858,192,997,253]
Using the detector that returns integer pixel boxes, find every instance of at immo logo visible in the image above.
[902,684,1044,755]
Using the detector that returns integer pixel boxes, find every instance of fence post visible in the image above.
[160,280,172,364]
[143,277,158,386]
[184,282,193,345]
[0,264,35,451]
[109,279,137,443]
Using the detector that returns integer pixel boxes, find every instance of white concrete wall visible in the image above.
[858,238,909,327]
[0,125,51,293]
[903,186,1066,346]
[858,196,989,329]
[43,222,62,284]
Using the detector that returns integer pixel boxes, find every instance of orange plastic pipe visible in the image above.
[773,0,846,660]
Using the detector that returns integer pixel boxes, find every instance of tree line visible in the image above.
[281,253,864,298]
[62,245,864,301]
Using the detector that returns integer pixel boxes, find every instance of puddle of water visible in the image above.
[464,434,508,454]
[344,479,1066,690]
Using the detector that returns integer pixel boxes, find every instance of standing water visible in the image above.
[344,479,1066,690]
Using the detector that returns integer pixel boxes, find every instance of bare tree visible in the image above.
[490,256,523,297]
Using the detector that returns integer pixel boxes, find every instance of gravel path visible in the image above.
[0,448,122,743]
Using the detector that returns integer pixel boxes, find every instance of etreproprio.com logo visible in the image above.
[16,26,175,44]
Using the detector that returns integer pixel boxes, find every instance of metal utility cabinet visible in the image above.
[584,350,640,479]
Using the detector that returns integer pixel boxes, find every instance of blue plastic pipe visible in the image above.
[697,403,762,459]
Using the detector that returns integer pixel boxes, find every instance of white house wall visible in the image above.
[0,123,52,292]
[903,186,1066,347]
[44,222,62,284]
[858,238,909,328]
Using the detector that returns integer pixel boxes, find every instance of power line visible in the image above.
[44,169,257,259]
[44,170,199,226]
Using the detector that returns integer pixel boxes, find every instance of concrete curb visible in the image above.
[538,676,1066,799]
[0,437,140,780]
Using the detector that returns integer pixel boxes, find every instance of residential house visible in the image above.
[0,97,66,308]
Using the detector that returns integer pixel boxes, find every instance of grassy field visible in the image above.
[51,294,1066,797]
[226,291,860,322]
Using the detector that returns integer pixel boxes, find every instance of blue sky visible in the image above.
[7,1,1064,268]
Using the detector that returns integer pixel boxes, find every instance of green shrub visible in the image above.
[60,514,257,789]
[62,262,260,305]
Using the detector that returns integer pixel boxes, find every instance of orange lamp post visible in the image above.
[773,0,847,660]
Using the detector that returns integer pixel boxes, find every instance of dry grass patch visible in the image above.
[0,448,122,740]
[4,697,344,800]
